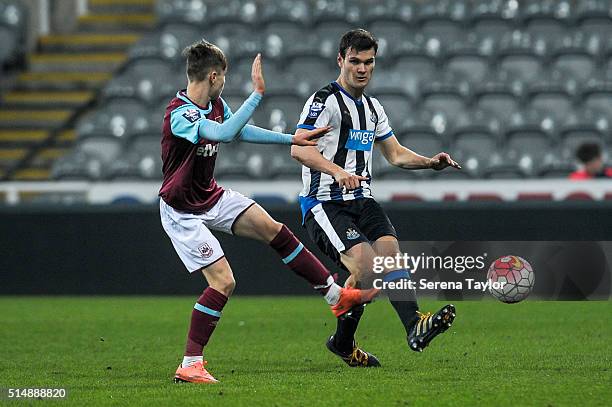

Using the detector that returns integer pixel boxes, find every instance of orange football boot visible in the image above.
[331,287,379,317]
[174,360,219,383]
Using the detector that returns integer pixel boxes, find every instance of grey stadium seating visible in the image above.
[0,0,26,67]
[48,0,612,181]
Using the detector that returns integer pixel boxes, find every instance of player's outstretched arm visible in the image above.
[237,124,331,146]
[178,54,265,143]
[195,92,262,143]
[377,135,461,170]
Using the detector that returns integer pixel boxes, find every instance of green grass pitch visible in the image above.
[0,297,610,406]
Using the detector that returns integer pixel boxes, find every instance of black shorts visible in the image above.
[303,198,397,269]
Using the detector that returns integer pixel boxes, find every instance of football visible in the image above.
[487,255,535,303]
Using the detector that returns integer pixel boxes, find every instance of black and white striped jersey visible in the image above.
[296,81,395,218]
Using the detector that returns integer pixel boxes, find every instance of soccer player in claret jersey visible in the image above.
[291,29,461,367]
[159,40,376,383]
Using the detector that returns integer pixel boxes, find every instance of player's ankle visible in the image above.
[182,355,203,368]
[324,283,342,305]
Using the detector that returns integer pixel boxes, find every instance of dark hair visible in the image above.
[182,39,227,82]
[338,29,378,58]
[576,142,602,164]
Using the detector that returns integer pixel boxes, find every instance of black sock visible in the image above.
[334,304,365,353]
[384,269,420,335]
[389,299,419,335]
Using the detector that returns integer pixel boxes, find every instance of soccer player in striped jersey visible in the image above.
[291,29,461,367]
[160,40,376,383]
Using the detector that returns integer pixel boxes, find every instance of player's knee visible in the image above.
[219,274,236,296]
[264,220,284,242]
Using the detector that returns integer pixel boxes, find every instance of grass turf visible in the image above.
[0,297,610,406]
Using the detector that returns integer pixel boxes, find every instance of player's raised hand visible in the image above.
[251,53,265,95]
[334,170,369,192]
[429,152,461,170]
[292,126,332,146]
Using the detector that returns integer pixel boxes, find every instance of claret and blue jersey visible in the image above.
[158,89,294,214]
[158,90,230,213]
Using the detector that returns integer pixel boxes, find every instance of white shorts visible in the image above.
[160,189,255,272]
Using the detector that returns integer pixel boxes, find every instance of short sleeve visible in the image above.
[297,94,333,130]
[169,104,201,144]
[373,100,394,142]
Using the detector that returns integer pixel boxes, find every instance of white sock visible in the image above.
[324,283,342,305]
[182,355,203,368]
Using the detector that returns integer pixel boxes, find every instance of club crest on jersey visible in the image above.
[182,108,201,123]
[307,102,325,119]
[370,110,378,123]
[346,228,360,240]
[198,243,214,258]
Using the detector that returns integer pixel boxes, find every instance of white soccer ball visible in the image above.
[487,255,535,303]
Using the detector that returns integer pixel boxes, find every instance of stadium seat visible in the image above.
[445,149,484,177]
[0,0,26,64]
[224,58,271,97]
[420,71,471,123]
[0,25,18,66]
[497,31,546,84]
[260,0,311,27]
[521,0,572,39]
[374,94,412,130]
[312,22,355,60]
[581,70,612,121]
[550,31,599,84]
[75,99,151,141]
[482,157,527,179]
[469,0,518,43]
[417,0,468,44]
[102,59,179,105]
[503,108,557,175]
[451,109,501,148]
[537,162,575,178]
[362,0,417,26]
[398,106,449,140]
[215,142,272,179]
[107,137,162,180]
[504,134,554,177]
[159,24,205,62]
[393,35,440,89]
[399,133,445,162]
[263,28,295,62]
[575,0,612,37]
[369,69,414,104]
[527,69,577,123]
[367,17,415,47]
[269,145,302,179]
[450,113,500,178]
[559,107,609,145]
[599,40,612,72]
[256,94,303,133]
[155,0,208,25]
[129,24,202,64]
[51,137,122,180]
[473,68,523,124]
[312,0,361,26]
[285,59,336,94]
[222,95,251,116]
[444,34,494,85]
[209,23,261,62]
[207,0,258,26]
[363,1,417,62]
